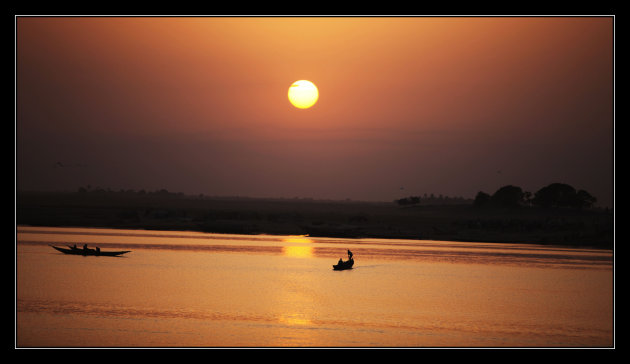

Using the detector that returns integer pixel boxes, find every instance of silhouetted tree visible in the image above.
[532,183,596,209]
[491,185,525,208]
[532,183,573,208]
[473,191,491,207]
[474,185,527,208]
[396,196,421,206]
[576,189,597,209]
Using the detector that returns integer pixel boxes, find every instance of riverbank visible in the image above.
[16,191,614,249]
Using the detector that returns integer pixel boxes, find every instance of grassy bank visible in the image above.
[16,191,614,249]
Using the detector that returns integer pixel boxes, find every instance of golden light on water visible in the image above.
[282,235,313,244]
[17,227,614,347]
[282,246,313,258]
[279,313,313,326]
[282,235,313,258]
[282,236,314,258]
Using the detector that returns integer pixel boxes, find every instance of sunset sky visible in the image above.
[16,16,614,207]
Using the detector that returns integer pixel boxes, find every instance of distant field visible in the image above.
[16,191,613,249]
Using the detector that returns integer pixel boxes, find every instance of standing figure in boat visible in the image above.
[333,249,355,270]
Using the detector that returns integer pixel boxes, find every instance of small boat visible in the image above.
[333,258,354,270]
[50,245,131,257]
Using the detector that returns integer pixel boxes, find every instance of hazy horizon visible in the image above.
[16,16,614,207]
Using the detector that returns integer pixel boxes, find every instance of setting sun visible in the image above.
[288,80,318,109]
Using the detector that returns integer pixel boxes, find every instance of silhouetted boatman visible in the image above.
[347,249,353,260]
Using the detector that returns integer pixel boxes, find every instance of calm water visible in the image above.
[16,226,614,347]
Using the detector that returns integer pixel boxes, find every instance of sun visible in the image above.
[288,80,318,109]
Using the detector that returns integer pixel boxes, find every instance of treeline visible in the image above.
[77,186,185,198]
[396,183,598,210]
[17,184,612,248]
[473,183,597,209]
[395,194,473,206]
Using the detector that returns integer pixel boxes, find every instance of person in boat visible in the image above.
[347,249,353,260]
[338,258,343,265]
[73,244,77,250]
[96,247,100,254]
[83,243,88,251]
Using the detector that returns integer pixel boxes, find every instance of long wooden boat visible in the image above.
[50,245,131,257]
[333,258,354,270]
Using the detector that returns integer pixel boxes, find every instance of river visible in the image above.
[16,226,614,347]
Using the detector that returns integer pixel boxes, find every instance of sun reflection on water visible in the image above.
[279,313,313,326]
[281,236,314,258]
[282,235,313,244]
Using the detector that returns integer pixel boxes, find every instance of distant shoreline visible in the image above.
[16,191,614,250]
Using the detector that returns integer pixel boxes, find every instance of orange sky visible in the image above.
[16,16,614,206]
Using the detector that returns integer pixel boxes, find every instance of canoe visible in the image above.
[51,245,131,257]
[333,258,354,270]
